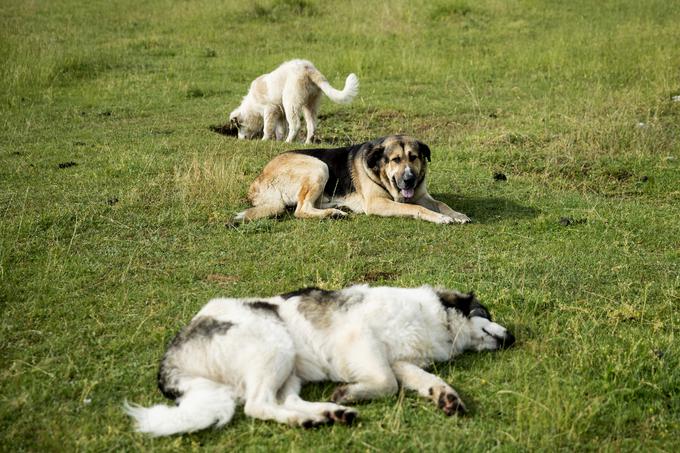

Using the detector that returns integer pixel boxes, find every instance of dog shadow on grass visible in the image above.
[228,195,537,230]
[432,194,539,224]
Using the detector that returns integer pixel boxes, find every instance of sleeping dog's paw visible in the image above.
[300,416,333,429]
[428,385,467,416]
[300,408,358,428]
[324,408,358,426]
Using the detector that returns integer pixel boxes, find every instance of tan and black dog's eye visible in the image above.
[392,157,401,163]
[408,154,417,162]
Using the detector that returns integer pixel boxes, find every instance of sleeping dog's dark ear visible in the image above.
[437,290,474,315]
[418,141,431,162]
[437,290,493,321]
[365,144,385,173]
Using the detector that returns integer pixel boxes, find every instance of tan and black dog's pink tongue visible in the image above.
[401,188,415,199]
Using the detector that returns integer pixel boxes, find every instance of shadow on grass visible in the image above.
[432,194,539,224]
[229,195,537,230]
[209,123,238,137]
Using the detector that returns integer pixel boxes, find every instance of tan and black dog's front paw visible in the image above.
[429,385,467,416]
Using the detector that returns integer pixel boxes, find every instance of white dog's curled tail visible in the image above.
[311,70,359,104]
[123,382,236,436]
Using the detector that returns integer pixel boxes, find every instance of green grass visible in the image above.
[1,0,679,450]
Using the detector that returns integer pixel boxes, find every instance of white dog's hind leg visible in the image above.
[330,333,398,403]
[392,361,466,415]
[124,377,236,436]
[302,107,316,144]
[302,95,320,144]
[240,339,333,427]
[283,102,301,143]
[275,118,287,141]
[278,375,358,425]
[244,383,330,427]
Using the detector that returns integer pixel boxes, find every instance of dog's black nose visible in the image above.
[500,332,515,349]
[402,173,416,187]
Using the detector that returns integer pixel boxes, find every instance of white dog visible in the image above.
[124,285,515,436]
[229,59,359,143]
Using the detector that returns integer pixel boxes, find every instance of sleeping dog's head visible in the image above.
[364,135,431,202]
[437,289,516,352]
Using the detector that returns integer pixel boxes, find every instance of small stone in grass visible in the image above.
[559,217,587,227]
[58,161,77,169]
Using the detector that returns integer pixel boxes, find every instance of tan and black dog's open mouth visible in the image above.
[394,177,416,199]
[400,188,415,199]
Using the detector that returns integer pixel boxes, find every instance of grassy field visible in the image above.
[1,0,679,450]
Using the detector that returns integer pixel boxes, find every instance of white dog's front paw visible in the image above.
[325,407,358,426]
[429,385,467,416]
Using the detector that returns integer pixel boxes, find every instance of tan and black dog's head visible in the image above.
[364,135,431,201]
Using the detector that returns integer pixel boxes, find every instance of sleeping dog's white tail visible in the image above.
[309,69,359,104]
[124,379,236,437]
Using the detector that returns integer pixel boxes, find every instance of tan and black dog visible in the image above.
[234,135,471,224]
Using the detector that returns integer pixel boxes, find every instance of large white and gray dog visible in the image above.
[125,285,515,436]
[229,59,359,143]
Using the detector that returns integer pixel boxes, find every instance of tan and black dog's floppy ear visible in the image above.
[418,141,431,162]
[365,143,386,172]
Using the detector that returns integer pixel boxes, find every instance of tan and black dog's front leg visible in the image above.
[365,198,457,224]
[392,361,467,415]
[414,194,471,224]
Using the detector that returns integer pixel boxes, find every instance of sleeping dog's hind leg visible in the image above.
[243,375,334,428]
[330,332,399,404]
[278,374,358,425]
